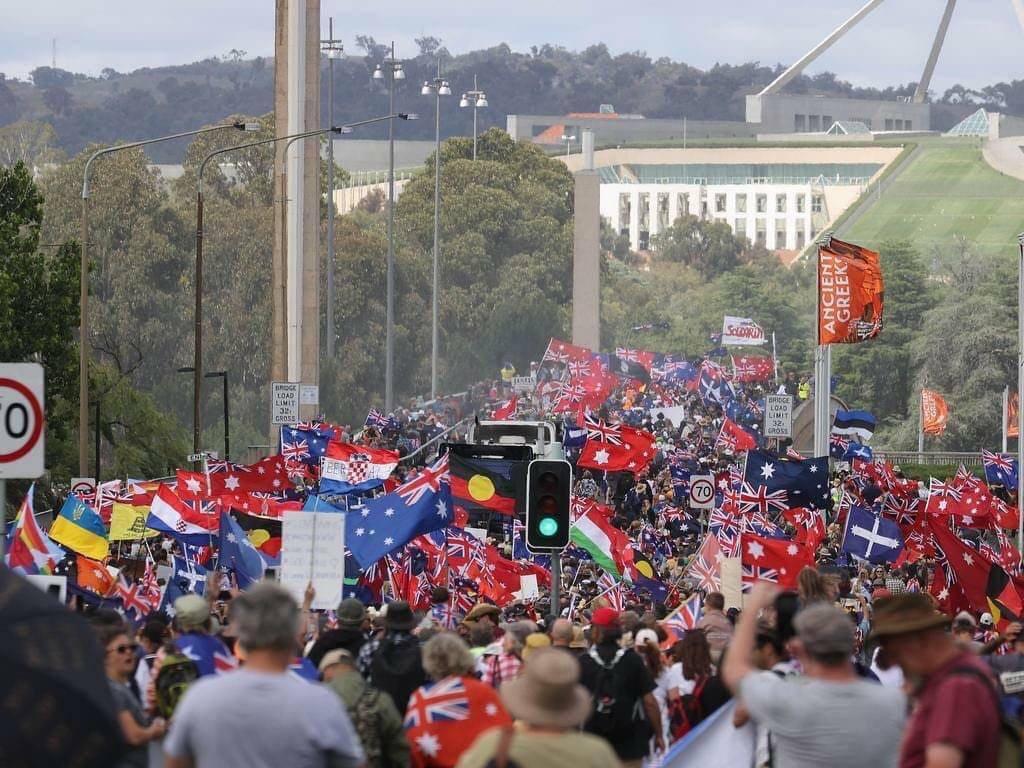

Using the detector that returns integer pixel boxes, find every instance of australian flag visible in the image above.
[841,505,903,563]
[743,449,832,510]
[218,512,266,589]
[983,449,1019,489]
[280,425,334,465]
[346,457,453,568]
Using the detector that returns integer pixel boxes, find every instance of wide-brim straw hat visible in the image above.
[499,648,592,729]
[868,593,950,642]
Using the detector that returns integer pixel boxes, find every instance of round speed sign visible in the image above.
[688,474,716,509]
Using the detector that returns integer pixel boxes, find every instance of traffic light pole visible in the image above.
[551,552,562,617]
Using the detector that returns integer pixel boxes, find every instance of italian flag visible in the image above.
[571,507,631,580]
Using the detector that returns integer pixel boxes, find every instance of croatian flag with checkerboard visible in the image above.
[320,441,400,495]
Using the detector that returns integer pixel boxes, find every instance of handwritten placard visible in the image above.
[281,511,345,611]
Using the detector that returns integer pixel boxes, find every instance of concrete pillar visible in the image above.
[629,189,640,251]
[572,129,600,351]
[299,0,320,418]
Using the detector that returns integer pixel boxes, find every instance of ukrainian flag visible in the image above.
[49,495,109,561]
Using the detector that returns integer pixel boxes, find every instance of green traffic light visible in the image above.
[538,517,559,536]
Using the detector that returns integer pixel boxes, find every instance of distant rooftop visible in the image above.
[825,121,871,136]
[597,162,884,185]
[946,108,990,137]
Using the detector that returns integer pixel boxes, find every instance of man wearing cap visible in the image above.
[321,648,410,768]
[723,583,905,768]
[172,594,233,678]
[455,648,619,768]
[306,597,370,669]
[578,607,663,767]
[870,593,1001,768]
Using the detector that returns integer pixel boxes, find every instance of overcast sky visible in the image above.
[2,0,1022,91]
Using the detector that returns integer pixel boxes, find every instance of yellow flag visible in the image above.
[109,502,159,541]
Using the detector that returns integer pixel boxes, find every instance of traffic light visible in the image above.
[525,459,572,551]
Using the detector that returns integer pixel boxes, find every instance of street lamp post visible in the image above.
[322,19,344,359]
[422,61,451,400]
[193,115,410,458]
[561,133,576,158]
[78,120,258,475]
[459,75,488,160]
[207,371,230,460]
[373,44,405,412]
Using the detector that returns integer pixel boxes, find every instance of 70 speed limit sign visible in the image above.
[0,364,45,478]
[688,474,716,509]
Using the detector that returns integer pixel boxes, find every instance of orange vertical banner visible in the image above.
[817,238,885,345]
[921,389,949,436]
[1009,391,1019,439]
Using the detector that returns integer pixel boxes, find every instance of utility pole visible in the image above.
[322,19,343,359]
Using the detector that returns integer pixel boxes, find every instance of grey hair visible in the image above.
[229,582,301,653]
[422,632,476,680]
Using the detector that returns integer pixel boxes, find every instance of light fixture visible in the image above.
[394,64,405,80]
[459,95,469,108]
[421,81,432,95]
[477,95,488,108]
[439,80,451,96]
[373,64,384,80]
[400,113,419,120]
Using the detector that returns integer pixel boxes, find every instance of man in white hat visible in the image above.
[455,648,619,768]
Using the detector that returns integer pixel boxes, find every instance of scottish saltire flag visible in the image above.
[832,410,877,441]
[5,484,63,575]
[218,512,266,588]
[346,456,452,568]
[841,505,903,564]
[843,442,873,461]
[983,449,1019,489]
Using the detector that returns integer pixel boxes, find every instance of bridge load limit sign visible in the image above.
[271,381,300,425]
[764,394,793,439]
[0,363,45,478]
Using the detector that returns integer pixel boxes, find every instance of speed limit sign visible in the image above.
[688,474,716,510]
[0,364,45,478]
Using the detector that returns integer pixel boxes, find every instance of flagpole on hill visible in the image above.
[1016,233,1024,547]
[918,390,924,464]
[813,234,832,459]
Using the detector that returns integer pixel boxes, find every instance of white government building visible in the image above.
[561,147,901,255]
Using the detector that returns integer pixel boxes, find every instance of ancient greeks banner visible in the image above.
[721,316,766,346]
[921,389,949,436]
[817,238,884,345]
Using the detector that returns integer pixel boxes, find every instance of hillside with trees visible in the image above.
[2,39,1020,163]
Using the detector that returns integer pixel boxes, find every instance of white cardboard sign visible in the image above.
[281,511,345,611]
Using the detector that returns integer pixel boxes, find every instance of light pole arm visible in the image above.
[82,122,245,198]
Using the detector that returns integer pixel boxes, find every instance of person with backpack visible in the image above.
[669,627,731,730]
[578,607,663,767]
[868,593,1007,768]
[321,648,410,768]
[358,601,427,714]
[634,629,682,750]
[404,632,512,768]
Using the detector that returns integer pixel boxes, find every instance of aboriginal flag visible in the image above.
[230,511,283,562]
[987,563,1024,630]
[450,455,524,517]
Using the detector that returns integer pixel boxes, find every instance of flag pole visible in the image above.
[813,234,832,459]
[918,390,924,465]
[772,331,780,387]
[1003,385,1009,454]
[1017,233,1024,548]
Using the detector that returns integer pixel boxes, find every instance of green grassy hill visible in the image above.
[844,137,1024,258]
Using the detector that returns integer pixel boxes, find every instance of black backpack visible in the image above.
[586,647,649,741]
[369,636,425,714]
[154,652,200,718]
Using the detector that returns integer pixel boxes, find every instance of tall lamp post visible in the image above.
[176,366,228,460]
[561,133,576,158]
[459,75,488,160]
[373,44,405,412]
[193,115,410,457]
[322,19,344,359]
[422,62,451,400]
[79,120,258,474]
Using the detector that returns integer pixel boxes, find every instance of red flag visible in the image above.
[783,507,826,550]
[492,395,518,420]
[731,355,774,383]
[817,237,884,344]
[741,534,815,589]
[715,417,757,454]
[577,423,656,474]
[542,338,593,364]
[614,347,656,373]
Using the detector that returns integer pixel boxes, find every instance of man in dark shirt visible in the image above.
[871,593,1001,768]
[305,598,369,669]
[578,607,663,768]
